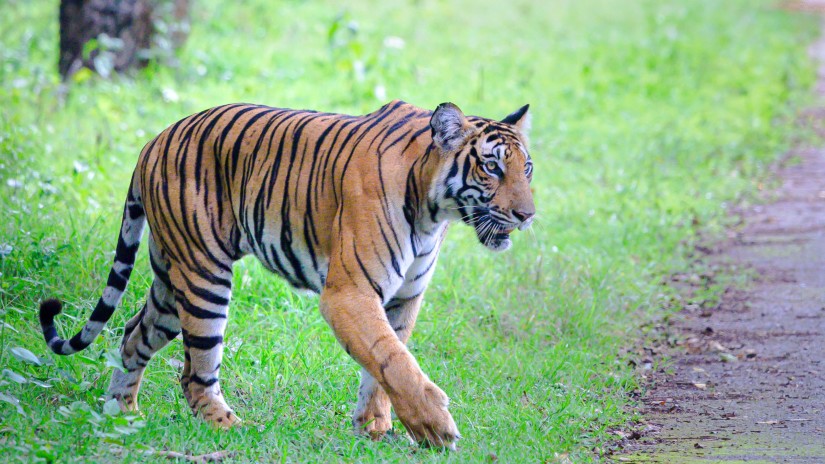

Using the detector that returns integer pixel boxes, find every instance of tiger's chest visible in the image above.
[388,227,447,304]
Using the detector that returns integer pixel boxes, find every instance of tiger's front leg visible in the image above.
[352,294,424,440]
[321,262,458,449]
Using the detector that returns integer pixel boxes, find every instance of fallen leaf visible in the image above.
[552,452,572,464]
[693,383,707,390]
[685,337,704,354]
[709,341,727,352]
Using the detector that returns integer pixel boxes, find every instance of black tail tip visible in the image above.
[39,298,63,327]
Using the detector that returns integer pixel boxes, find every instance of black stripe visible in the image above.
[319,119,357,199]
[327,117,374,203]
[189,374,218,386]
[413,257,437,280]
[278,113,320,288]
[150,286,175,315]
[153,323,179,340]
[127,203,144,220]
[179,297,227,319]
[376,216,402,278]
[136,346,152,361]
[308,118,340,207]
[195,104,245,192]
[353,244,383,300]
[180,272,230,307]
[139,319,152,349]
[68,333,87,351]
[336,110,397,200]
[229,107,277,176]
[106,270,128,292]
[114,234,140,266]
[89,300,116,323]
[42,326,58,343]
[121,304,146,344]
[238,110,289,246]
[185,333,223,351]
[158,119,201,267]
[400,125,432,153]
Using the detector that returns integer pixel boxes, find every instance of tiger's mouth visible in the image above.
[473,216,515,252]
[456,206,517,251]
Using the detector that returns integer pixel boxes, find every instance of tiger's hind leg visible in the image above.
[353,294,424,439]
[108,236,180,412]
[170,260,240,428]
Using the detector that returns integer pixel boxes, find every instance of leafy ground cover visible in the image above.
[0,0,816,461]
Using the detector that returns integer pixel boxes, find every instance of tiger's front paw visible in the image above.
[393,381,460,450]
[352,370,393,440]
[353,407,393,440]
[353,385,392,439]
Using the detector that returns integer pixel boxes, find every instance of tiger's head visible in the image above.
[430,102,535,252]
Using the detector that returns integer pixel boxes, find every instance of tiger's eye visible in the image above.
[484,161,499,173]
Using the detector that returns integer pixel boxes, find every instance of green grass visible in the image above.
[0,0,816,461]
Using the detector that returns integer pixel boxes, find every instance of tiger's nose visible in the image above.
[512,210,535,223]
[513,209,535,230]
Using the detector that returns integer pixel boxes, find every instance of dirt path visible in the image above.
[626,11,825,464]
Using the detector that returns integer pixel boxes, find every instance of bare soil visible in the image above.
[624,13,825,464]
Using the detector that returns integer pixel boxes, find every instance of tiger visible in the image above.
[38,100,535,449]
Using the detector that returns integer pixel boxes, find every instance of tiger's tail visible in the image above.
[39,182,146,355]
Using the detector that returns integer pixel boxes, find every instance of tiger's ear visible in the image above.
[430,103,475,154]
[501,104,531,137]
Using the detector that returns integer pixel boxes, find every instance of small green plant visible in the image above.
[325,10,409,104]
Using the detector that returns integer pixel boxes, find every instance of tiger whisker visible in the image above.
[459,212,485,223]
[479,218,498,248]
[486,222,500,248]
[528,215,546,234]
[527,224,539,246]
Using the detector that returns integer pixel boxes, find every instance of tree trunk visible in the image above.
[58,0,189,80]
